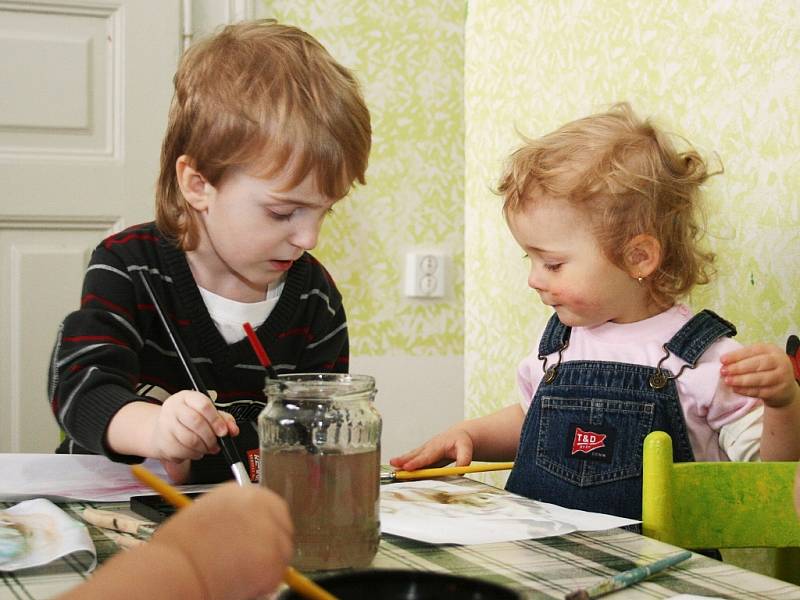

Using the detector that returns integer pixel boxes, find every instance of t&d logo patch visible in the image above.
[565,423,615,462]
[571,427,606,454]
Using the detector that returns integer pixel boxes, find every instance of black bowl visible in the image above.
[279,569,522,600]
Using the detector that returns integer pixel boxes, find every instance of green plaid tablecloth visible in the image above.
[3,480,800,600]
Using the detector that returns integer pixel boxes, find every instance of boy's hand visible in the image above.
[389,427,474,471]
[721,343,800,408]
[151,391,239,463]
[152,482,294,600]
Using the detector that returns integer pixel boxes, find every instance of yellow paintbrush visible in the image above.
[381,462,514,482]
[130,465,337,600]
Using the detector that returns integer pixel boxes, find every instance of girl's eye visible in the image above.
[544,263,562,272]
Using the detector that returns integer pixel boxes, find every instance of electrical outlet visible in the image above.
[404,251,445,298]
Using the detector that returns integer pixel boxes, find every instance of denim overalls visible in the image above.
[505,309,736,520]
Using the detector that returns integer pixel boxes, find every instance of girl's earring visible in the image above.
[637,276,644,284]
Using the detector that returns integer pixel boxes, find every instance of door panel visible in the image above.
[0,0,181,451]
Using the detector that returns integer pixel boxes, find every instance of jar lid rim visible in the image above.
[264,373,376,399]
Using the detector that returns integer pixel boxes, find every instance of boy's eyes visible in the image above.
[267,209,293,221]
[266,206,334,221]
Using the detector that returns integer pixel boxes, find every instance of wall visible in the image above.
[253,1,800,467]
[465,0,800,484]
[260,1,466,460]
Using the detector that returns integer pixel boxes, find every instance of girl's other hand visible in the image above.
[721,343,800,408]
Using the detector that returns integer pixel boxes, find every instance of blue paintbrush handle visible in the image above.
[567,550,692,600]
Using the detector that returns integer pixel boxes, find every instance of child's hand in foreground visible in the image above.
[390,427,475,471]
[152,482,293,599]
[56,483,294,600]
[151,391,239,463]
[721,343,800,408]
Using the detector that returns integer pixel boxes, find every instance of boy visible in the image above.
[48,20,371,484]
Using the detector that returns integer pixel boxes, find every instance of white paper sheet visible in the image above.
[380,479,639,545]
[0,499,96,572]
[0,454,214,502]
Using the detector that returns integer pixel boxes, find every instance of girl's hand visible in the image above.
[390,427,475,471]
[721,343,800,408]
[150,391,239,462]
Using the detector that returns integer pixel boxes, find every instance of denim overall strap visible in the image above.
[538,312,571,355]
[664,309,736,365]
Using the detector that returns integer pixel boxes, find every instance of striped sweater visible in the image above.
[48,222,348,483]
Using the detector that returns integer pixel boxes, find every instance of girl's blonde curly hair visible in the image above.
[498,103,718,308]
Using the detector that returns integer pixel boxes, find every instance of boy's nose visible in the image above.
[290,220,321,251]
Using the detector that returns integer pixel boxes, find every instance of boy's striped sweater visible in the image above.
[48,222,348,483]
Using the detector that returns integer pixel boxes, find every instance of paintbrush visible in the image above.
[564,550,692,600]
[137,270,251,486]
[130,464,338,600]
[381,462,515,482]
[243,322,318,454]
[243,321,278,379]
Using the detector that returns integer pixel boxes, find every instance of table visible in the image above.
[3,482,800,600]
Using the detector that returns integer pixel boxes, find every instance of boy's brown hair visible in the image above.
[156,19,371,249]
[498,102,717,308]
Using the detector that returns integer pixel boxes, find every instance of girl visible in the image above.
[391,103,800,519]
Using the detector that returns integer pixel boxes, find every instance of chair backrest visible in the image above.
[642,430,800,549]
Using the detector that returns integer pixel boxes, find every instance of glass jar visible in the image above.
[258,373,381,571]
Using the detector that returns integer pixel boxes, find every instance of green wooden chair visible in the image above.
[642,430,800,584]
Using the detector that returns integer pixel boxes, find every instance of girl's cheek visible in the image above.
[558,288,599,310]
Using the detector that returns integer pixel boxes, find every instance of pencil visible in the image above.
[382,462,515,482]
[564,550,692,600]
[129,465,338,600]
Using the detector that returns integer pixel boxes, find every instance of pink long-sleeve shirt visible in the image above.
[517,304,763,462]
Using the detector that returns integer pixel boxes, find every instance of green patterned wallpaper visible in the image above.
[465,1,800,419]
[261,1,466,356]
[262,2,800,423]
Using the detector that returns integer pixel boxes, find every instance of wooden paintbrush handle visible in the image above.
[82,508,155,536]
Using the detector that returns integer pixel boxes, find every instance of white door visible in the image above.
[0,0,181,451]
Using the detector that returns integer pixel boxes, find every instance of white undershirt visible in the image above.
[197,278,286,344]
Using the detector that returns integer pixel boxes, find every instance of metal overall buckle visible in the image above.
[539,339,569,384]
[649,344,696,389]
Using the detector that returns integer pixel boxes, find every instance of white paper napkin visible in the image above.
[0,498,96,572]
